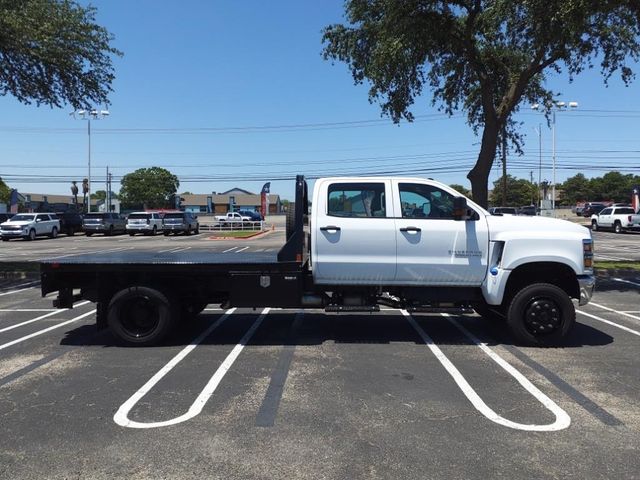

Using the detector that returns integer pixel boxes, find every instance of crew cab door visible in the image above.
[312,180,396,285]
[393,181,489,285]
[596,208,613,227]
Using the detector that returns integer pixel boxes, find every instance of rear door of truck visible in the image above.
[312,179,396,284]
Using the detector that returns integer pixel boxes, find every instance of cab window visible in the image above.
[399,183,455,219]
[327,183,386,218]
[599,208,613,215]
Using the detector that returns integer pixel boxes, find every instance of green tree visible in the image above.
[0,0,122,108]
[449,184,471,197]
[0,177,11,204]
[559,173,592,205]
[323,1,640,207]
[120,167,179,209]
[90,190,119,201]
[590,171,635,203]
[490,175,537,207]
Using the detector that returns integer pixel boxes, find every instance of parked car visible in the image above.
[518,205,538,216]
[573,205,584,216]
[126,212,163,236]
[488,207,517,215]
[0,213,60,241]
[56,211,83,236]
[83,212,126,236]
[591,206,639,233]
[581,202,607,217]
[237,209,263,221]
[215,211,252,223]
[162,212,200,235]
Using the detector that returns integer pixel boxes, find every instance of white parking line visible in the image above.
[403,310,571,431]
[235,246,249,253]
[158,247,182,253]
[578,310,640,337]
[612,277,640,288]
[114,308,270,428]
[171,247,192,253]
[0,286,37,297]
[589,302,640,322]
[222,246,238,253]
[0,309,96,352]
[0,281,40,290]
[0,301,90,333]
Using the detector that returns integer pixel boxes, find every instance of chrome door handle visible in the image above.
[320,226,341,232]
[399,226,421,233]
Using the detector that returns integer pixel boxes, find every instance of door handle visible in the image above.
[320,225,341,232]
[399,226,421,233]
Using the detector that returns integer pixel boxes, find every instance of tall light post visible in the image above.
[531,101,578,215]
[71,109,110,212]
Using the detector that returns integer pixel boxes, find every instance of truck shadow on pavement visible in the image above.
[59,310,614,349]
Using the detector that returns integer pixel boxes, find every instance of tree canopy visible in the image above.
[323,0,640,207]
[0,177,11,204]
[119,167,179,210]
[0,0,122,108]
[560,171,640,204]
[489,175,537,207]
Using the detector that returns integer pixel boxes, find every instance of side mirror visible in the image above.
[36,218,42,223]
[453,197,470,221]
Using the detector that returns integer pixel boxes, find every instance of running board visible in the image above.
[407,306,474,314]
[325,305,380,313]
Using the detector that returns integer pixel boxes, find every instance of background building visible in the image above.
[181,188,282,214]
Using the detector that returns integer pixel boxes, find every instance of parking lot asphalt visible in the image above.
[0,275,639,479]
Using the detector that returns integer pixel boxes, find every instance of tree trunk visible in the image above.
[467,121,499,208]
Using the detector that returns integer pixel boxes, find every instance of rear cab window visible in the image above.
[327,183,386,218]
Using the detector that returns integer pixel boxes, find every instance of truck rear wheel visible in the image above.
[506,283,575,347]
[286,203,295,240]
[107,286,177,346]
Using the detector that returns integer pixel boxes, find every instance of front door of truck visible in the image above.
[393,181,489,286]
[312,180,397,285]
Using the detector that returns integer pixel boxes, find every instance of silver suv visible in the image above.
[126,212,163,236]
[83,212,127,236]
[162,212,200,235]
[1,213,60,241]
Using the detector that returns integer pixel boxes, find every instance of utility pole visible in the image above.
[70,109,110,213]
[530,170,535,204]
[501,126,507,206]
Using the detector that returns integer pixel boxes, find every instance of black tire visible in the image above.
[67,227,74,236]
[107,286,177,346]
[2,238,9,242]
[591,220,598,231]
[50,227,58,239]
[163,231,170,236]
[152,225,157,235]
[185,226,191,236]
[107,225,114,236]
[85,232,93,237]
[614,221,623,234]
[26,229,36,241]
[129,232,135,236]
[286,203,296,240]
[506,283,575,347]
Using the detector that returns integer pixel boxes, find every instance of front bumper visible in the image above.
[577,274,596,306]
[1,229,27,237]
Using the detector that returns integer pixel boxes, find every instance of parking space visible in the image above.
[591,230,640,261]
[0,279,639,479]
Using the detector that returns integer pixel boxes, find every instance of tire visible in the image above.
[591,220,598,231]
[129,232,135,236]
[107,225,114,236]
[152,225,157,235]
[286,203,296,240]
[185,226,191,236]
[614,221,623,234]
[163,231,170,236]
[26,229,36,241]
[506,283,575,347]
[107,286,177,346]
[50,227,58,239]
[67,227,74,236]
[85,232,93,237]
[2,238,9,242]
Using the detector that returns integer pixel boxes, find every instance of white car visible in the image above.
[1,213,60,241]
[126,212,164,236]
[215,212,252,223]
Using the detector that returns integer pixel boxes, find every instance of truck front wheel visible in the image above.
[506,283,575,347]
[107,286,177,346]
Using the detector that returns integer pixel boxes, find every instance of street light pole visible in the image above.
[71,109,110,212]
[531,101,578,216]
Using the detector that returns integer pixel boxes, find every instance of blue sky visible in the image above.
[1,1,639,201]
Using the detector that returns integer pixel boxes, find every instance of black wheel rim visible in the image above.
[524,297,562,336]
[120,296,161,339]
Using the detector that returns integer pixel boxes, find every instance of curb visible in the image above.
[207,229,272,241]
